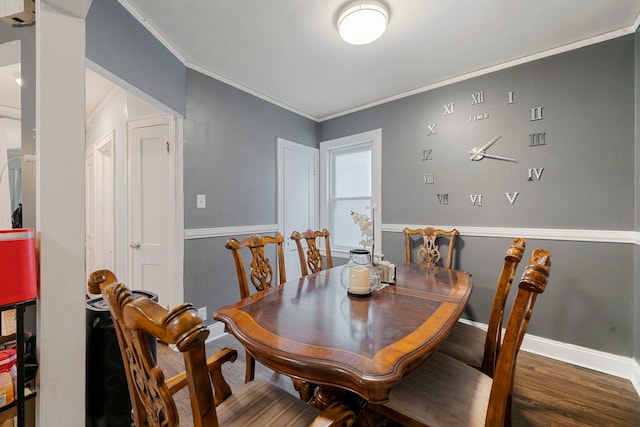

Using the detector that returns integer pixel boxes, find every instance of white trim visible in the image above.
[116,1,187,67]
[185,224,639,245]
[127,114,182,308]
[458,319,636,384]
[85,60,184,119]
[0,106,20,120]
[318,27,637,121]
[320,129,382,257]
[632,359,640,396]
[173,117,185,307]
[383,223,638,244]
[85,82,119,122]
[522,332,633,380]
[184,224,279,240]
[207,322,227,343]
[276,138,319,235]
[187,62,316,121]
[118,0,639,122]
[115,1,316,120]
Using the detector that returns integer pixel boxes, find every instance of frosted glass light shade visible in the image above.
[338,2,388,45]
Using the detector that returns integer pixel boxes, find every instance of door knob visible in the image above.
[129,242,141,249]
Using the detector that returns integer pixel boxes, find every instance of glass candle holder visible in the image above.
[340,249,380,297]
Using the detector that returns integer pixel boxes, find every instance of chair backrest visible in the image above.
[403,226,459,268]
[482,237,526,377]
[101,280,227,427]
[225,233,287,299]
[290,228,333,276]
[486,248,551,426]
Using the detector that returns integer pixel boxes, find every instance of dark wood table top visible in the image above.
[214,263,473,403]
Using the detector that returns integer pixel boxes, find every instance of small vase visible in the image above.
[340,249,380,297]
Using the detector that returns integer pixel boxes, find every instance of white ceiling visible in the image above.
[120,0,640,121]
[3,1,640,123]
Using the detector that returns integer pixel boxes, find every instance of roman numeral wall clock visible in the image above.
[421,89,548,207]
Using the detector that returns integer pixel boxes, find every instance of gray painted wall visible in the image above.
[320,37,635,229]
[86,0,187,116]
[183,68,317,313]
[321,36,636,356]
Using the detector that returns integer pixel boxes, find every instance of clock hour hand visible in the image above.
[470,151,518,162]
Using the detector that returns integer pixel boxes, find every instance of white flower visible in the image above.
[351,208,375,249]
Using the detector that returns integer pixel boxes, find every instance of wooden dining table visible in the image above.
[214,262,472,406]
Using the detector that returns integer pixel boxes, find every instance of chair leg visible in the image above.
[245,351,255,383]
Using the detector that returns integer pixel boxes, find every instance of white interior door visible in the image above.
[277,138,319,280]
[128,115,175,307]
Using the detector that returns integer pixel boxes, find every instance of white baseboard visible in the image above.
[631,358,640,396]
[206,321,227,342]
[458,319,636,391]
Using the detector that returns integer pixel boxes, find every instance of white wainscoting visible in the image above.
[382,224,639,244]
[185,224,279,240]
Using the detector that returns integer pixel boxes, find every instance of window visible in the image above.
[320,129,381,257]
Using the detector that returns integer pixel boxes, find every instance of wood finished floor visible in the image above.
[158,334,640,426]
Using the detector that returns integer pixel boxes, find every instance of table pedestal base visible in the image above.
[309,385,346,409]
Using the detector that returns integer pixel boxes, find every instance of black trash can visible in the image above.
[86,290,158,427]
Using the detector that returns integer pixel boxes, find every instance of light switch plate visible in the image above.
[196,194,206,209]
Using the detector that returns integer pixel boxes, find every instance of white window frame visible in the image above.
[320,129,382,259]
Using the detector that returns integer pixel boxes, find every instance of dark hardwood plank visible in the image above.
[158,334,640,427]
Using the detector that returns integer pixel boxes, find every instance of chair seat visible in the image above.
[437,321,486,368]
[217,380,321,426]
[383,352,492,427]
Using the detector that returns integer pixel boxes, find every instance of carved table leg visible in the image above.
[291,378,316,402]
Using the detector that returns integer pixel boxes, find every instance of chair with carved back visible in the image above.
[290,228,333,276]
[366,248,551,427]
[225,233,287,384]
[403,226,459,269]
[438,237,526,377]
[92,273,356,427]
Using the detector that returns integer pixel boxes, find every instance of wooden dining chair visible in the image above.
[290,228,333,276]
[367,248,551,427]
[225,233,286,383]
[403,226,459,269]
[438,237,526,377]
[97,279,356,427]
[225,233,287,299]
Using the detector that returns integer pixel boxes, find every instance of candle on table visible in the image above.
[349,266,370,293]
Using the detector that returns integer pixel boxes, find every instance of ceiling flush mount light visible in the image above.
[338,1,388,45]
[15,77,22,86]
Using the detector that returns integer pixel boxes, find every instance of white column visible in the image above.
[36,2,88,425]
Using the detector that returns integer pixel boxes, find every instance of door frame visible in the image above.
[85,129,115,283]
[126,114,184,309]
[277,138,319,279]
